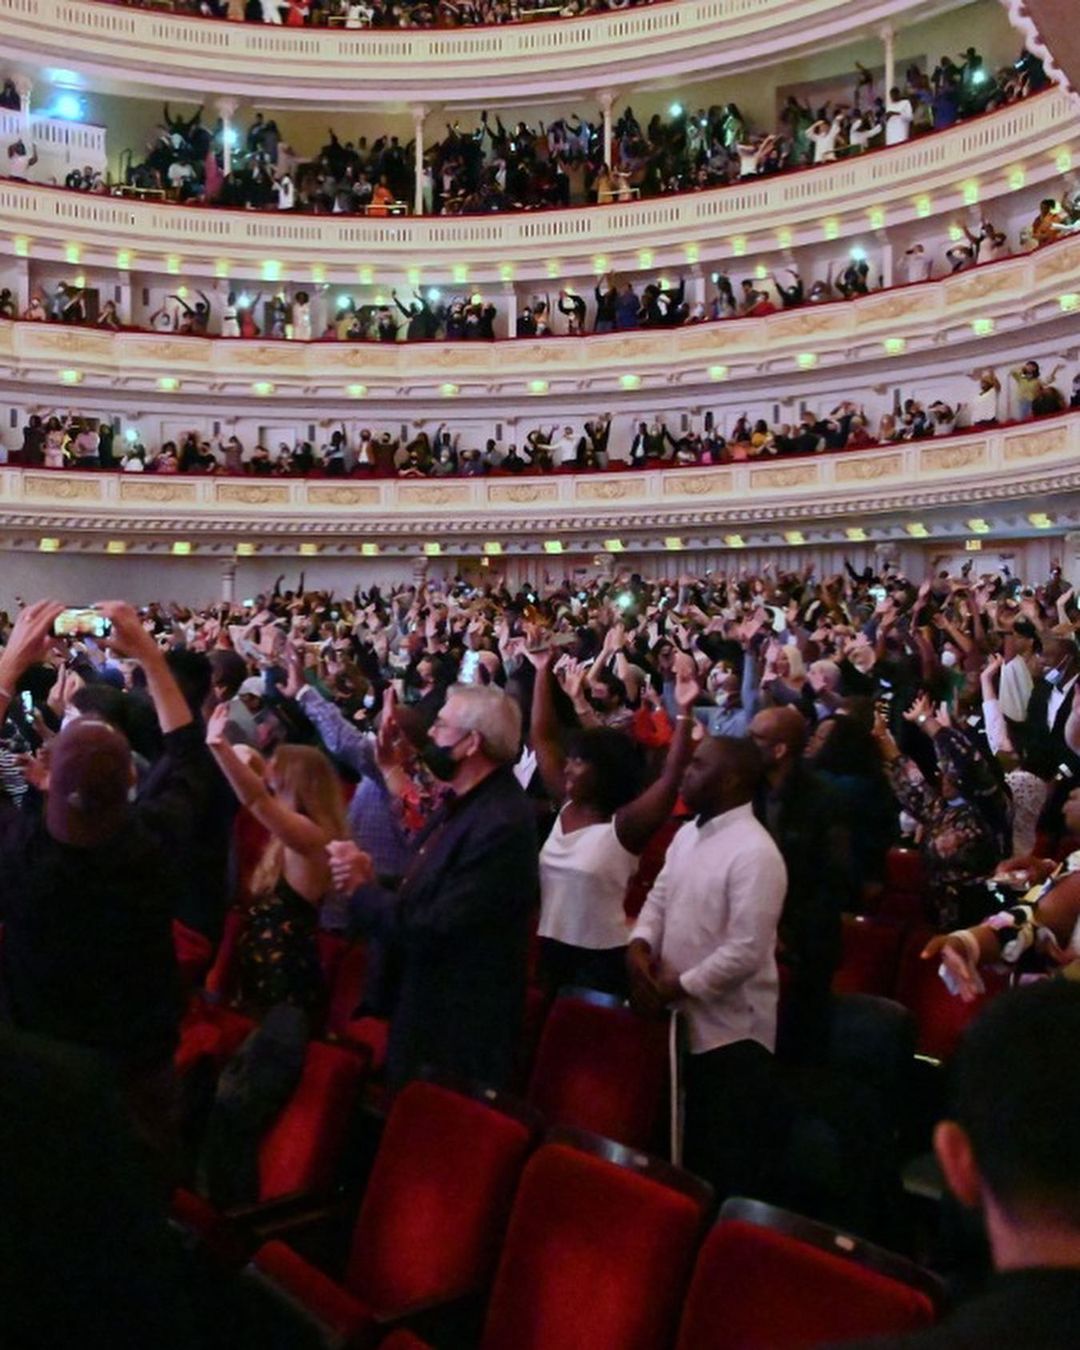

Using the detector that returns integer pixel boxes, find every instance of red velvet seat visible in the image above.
[877,847,927,922]
[832,915,906,997]
[172,1039,364,1264]
[258,1041,366,1201]
[174,1000,256,1076]
[172,919,214,992]
[475,1133,710,1350]
[675,1198,942,1349]
[203,907,246,1003]
[246,1077,539,1344]
[893,928,1009,1062]
[526,990,669,1150]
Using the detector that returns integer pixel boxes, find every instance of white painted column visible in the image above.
[880,23,896,96]
[876,237,893,289]
[221,559,237,604]
[687,267,706,315]
[11,257,30,313]
[412,105,427,216]
[217,97,238,177]
[13,75,31,134]
[598,89,615,169]
[502,281,517,339]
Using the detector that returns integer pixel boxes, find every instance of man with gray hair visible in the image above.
[329,683,538,1090]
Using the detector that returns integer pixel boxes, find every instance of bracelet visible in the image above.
[949,928,981,964]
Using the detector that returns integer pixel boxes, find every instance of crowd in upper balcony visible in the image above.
[9,358,1079,477]
[103,0,668,28]
[3,176,1076,347]
[2,46,1050,219]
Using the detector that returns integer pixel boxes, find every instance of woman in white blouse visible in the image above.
[526,643,699,997]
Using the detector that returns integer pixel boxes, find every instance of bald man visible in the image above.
[749,707,853,1066]
[628,735,787,1198]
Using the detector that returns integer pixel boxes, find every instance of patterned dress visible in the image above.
[237,877,325,1017]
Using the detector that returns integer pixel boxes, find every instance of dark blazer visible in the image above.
[836,1267,1080,1349]
[1019,677,1080,781]
[754,762,853,1064]
[350,765,538,1091]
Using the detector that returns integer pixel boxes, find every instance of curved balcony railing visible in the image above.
[2,413,1077,552]
[0,0,965,101]
[6,234,1079,397]
[1,91,1073,280]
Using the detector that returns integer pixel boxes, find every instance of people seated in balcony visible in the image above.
[0,289,15,321]
[172,290,212,335]
[5,138,37,181]
[884,86,914,146]
[96,300,122,332]
[1011,359,1065,420]
[51,284,86,325]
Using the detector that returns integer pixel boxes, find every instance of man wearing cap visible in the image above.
[0,599,212,1158]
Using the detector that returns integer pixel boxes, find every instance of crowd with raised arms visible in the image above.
[5,179,1077,349]
[5,549,1080,1339]
[4,44,1044,217]
[8,354,1079,475]
[111,0,671,29]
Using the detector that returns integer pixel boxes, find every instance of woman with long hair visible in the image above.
[206,708,349,1018]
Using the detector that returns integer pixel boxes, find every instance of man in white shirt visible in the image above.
[628,735,787,1198]
[884,87,913,146]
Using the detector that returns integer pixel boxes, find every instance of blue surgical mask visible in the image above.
[1046,666,1064,687]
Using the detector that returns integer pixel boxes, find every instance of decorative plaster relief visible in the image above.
[22,474,103,501]
[306,485,383,506]
[1003,425,1071,461]
[575,478,647,501]
[215,482,292,505]
[750,464,820,490]
[920,442,988,472]
[398,484,472,506]
[662,472,735,496]
[487,483,560,504]
[834,453,904,481]
[120,480,198,503]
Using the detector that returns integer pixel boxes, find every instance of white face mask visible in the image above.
[714,691,731,709]
[940,649,958,669]
[362,692,376,709]
[1046,666,1064,686]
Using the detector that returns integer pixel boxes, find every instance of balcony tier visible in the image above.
[1,92,1074,283]
[1,413,1076,556]
[5,233,1078,400]
[0,0,960,103]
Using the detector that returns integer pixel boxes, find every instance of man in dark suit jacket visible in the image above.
[1018,637,1080,781]
[836,980,1080,1349]
[749,706,853,1066]
[331,684,537,1091]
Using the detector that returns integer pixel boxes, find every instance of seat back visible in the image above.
[877,848,927,923]
[894,929,1008,1062]
[257,1041,366,1201]
[527,991,668,1150]
[324,940,371,1041]
[481,1134,709,1350]
[833,915,905,997]
[172,920,214,993]
[676,1199,940,1350]
[345,1078,537,1317]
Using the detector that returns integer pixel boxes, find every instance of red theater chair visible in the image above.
[674,1197,942,1349]
[172,1040,365,1262]
[893,928,1009,1063]
[388,1131,711,1350]
[172,919,214,993]
[526,989,669,1151]
[832,915,906,997]
[243,1076,539,1347]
